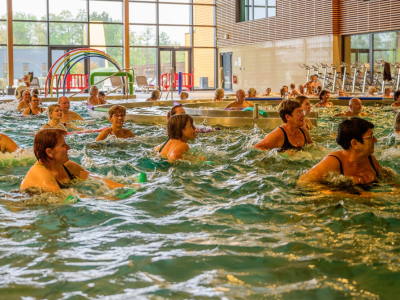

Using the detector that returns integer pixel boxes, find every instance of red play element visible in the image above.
[160,73,194,91]
[52,74,88,92]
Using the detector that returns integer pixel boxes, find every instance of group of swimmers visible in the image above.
[3,84,400,195]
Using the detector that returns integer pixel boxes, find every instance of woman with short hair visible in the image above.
[314,90,333,107]
[20,129,124,191]
[17,90,31,112]
[146,90,160,101]
[214,88,224,102]
[166,104,186,121]
[41,104,66,130]
[96,105,135,141]
[87,86,106,106]
[23,95,46,115]
[254,99,313,153]
[296,95,313,131]
[299,118,381,185]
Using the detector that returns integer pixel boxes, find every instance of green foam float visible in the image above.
[242,107,268,117]
[117,189,136,199]
[94,107,110,112]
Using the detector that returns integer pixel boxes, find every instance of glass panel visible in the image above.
[343,34,370,65]
[373,32,400,63]
[254,7,265,19]
[49,23,87,45]
[159,4,191,25]
[176,50,189,73]
[160,50,173,88]
[193,26,214,47]
[90,0,123,23]
[129,47,156,85]
[0,0,6,19]
[268,0,275,5]
[89,24,123,46]
[129,3,156,24]
[90,46,123,89]
[194,0,214,4]
[129,25,156,46]
[159,26,191,46]
[0,21,6,44]
[14,46,47,86]
[12,0,47,20]
[0,46,8,87]
[193,48,214,89]
[254,0,264,5]
[13,21,47,45]
[351,34,370,49]
[159,0,190,3]
[193,5,214,26]
[49,0,87,22]
[267,7,275,17]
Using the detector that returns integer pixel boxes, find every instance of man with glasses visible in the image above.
[59,96,85,123]
[333,98,372,117]
[254,99,313,154]
[299,118,381,185]
[96,105,135,141]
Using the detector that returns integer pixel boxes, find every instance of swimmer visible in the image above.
[17,90,31,112]
[262,87,272,96]
[289,83,300,97]
[146,90,160,101]
[384,87,392,98]
[20,129,125,191]
[394,111,400,134]
[337,89,349,97]
[367,86,377,97]
[314,90,333,108]
[166,104,185,121]
[247,88,257,98]
[299,118,381,185]
[392,90,400,108]
[224,89,254,110]
[298,85,305,95]
[180,92,189,100]
[42,104,79,130]
[87,86,106,106]
[0,133,19,153]
[296,95,313,131]
[333,98,372,117]
[96,105,135,141]
[99,91,106,103]
[22,95,46,115]
[213,88,224,102]
[59,96,85,123]
[254,99,313,154]
[154,114,202,162]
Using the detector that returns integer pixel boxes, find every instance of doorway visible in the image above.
[220,52,232,91]
[159,48,192,90]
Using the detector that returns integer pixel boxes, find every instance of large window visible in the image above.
[239,0,276,22]
[0,0,7,87]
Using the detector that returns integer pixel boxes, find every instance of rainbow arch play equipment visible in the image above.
[45,48,125,98]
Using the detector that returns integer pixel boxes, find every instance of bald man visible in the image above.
[224,89,255,110]
[59,96,85,123]
[333,98,372,117]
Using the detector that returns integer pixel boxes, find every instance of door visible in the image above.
[49,47,89,93]
[159,48,191,90]
[221,52,232,91]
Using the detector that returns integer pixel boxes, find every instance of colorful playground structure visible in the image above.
[160,72,194,91]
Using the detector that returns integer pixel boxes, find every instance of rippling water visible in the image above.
[0,100,400,299]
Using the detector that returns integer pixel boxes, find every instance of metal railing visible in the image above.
[159,68,174,101]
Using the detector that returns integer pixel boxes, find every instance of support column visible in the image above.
[6,0,13,91]
[123,0,130,69]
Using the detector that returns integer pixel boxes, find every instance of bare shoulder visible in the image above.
[370,154,382,170]
[22,108,30,114]
[64,160,89,179]
[124,128,135,137]
[246,101,255,107]
[96,128,111,141]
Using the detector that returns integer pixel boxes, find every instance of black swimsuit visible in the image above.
[328,155,378,180]
[29,108,45,115]
[279,126,308,151]
[56,165,76,189]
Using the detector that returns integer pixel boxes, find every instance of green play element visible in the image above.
[90,71,134,95]
[278,152,290,159]
[242,107,268,117]
[98,119,110,124]
[65,196,81,203]
[94,107,110,112]
[117,189,136,199]
[205,161,215,165]
[137,172,147,183]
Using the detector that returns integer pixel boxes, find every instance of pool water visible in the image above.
[0,101,400,299]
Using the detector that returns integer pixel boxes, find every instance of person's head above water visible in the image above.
[368,86,377,95]
[266,87,271,94]
[34,129,68,163]
[108,105,126,127]
[31,95,40,108]
[166,104,185,121]
[336,118,376,152]
[22,90,31,102]
[393,90,400,103]
[90,86,99,96]
[58,96,70,112]
[247,88,257,98]
[349,98,363,115]
[236,89,246,102]
[338,89,345,97]
[278,99,304,126]
[385,88,391,97]
[151,90,160,100]
[394,111,400,131]
[215,88,224,100]
[167,114,196,142]
[295,95,311,115]
[47,104,62,120]
[180,92,189,100]
[319,90,330,102]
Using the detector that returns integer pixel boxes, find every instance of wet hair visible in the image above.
[34,129,67,163]
[295,95,309,105]
[31,95,39,102]
[290,83,295,89]
[99,91,105,97]
[32,89,39,96]
[266,87,271,91]
[167,114,193,140]
[215,88,224,99]
[394,112,400,130]
[180,92,189,100]
[368,86,377,94]
[151,90,160,99]
[89,85,99,96]
[108,105,126,118]
[167,104,185,120]
[319,89,330,100]
[278,99,301,123]
[394,90,400,102]
[248,88,256,97]
[47,104,61,119]
[336,118,374,150]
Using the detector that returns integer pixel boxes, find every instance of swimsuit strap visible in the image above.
[158,137,170,153]
[328,155,344,175]
[63,165,75,180]
[298,128,308,144]
[368,155,378,175]
[29,108,33,115]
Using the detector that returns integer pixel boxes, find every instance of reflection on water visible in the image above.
[0,101,399,299]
